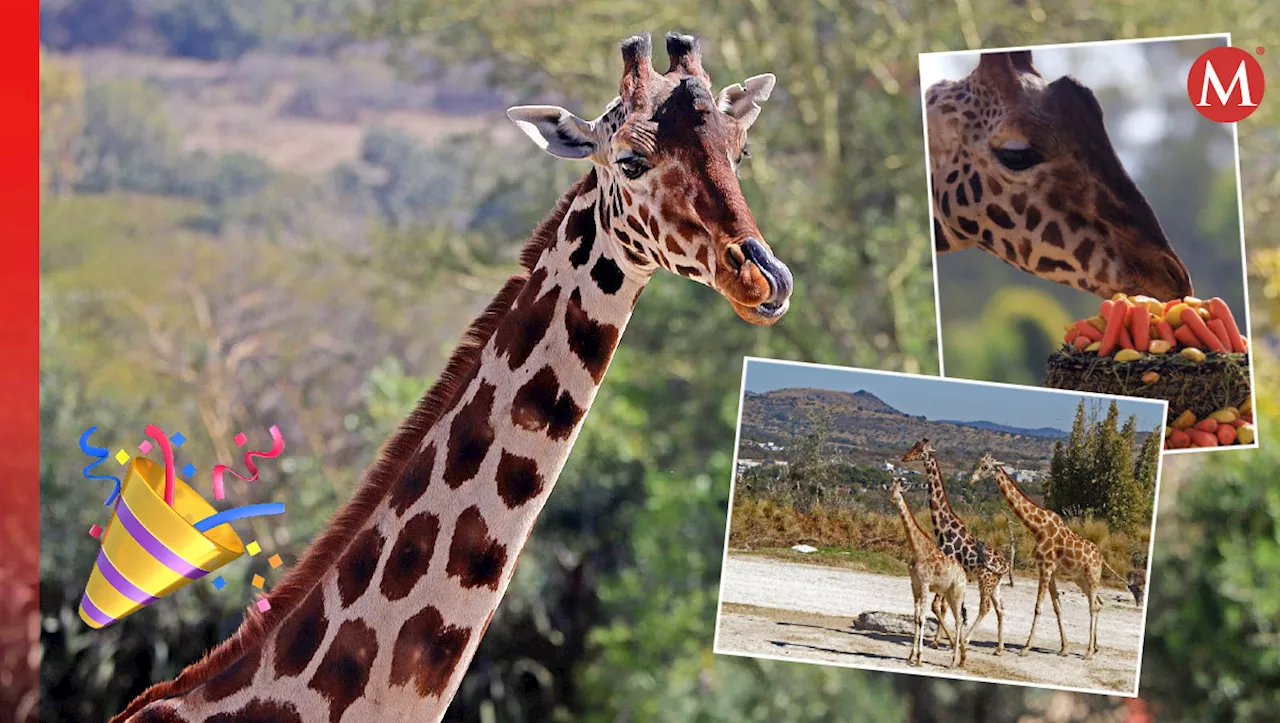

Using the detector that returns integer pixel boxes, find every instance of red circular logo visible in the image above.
[1187,46,1265,122]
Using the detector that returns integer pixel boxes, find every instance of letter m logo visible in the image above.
[1188,46,1266,123]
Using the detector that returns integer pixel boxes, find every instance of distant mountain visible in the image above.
[740,387,1146,472]
[937,420,1069,439]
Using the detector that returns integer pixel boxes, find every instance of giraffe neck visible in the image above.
[923,453,964,532]
[991,465,1045,533]
[142,170,654,722]
[893,495,934,560]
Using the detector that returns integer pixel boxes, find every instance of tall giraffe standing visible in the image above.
[925,50,1194,300]
[888,478,967,668]
[970,453,1129,659]
[902,439,1010,655]
[115,32,791,723]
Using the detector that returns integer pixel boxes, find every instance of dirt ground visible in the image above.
[714,553,1145,693]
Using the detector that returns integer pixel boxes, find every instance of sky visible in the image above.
[917,34,1233,175]
[742,359,1166,434]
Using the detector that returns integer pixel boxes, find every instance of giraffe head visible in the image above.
[926,50,1193,300]
[889,477,905,505]
[507,31,792,325]
[901,438,935,463]
[969,452,1002,484]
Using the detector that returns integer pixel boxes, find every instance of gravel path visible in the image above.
[714,554,1145,694]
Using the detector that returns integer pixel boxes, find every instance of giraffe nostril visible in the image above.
[725,244,746,272]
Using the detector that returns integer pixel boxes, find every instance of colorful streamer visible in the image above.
[143,424,178,507]
[79,426,124,506]
[192,503,286,533]
[211,425,285,500]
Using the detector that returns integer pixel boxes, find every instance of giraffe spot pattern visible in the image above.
[134,705,184,723]
[388,443,436,516]
[1073,237,1095,272]
[272,588,329,678]
[496,450,546,509]
[389,606,472,698]
[1036,256,1074,274]
[510,365,584,441]
[968,173,983,204]
[199,647,262,702]
[446,505,508,590]
[442,381,497,488]
[564,207,596,268]
[380,511,441,601]
[955,183,968,207]
[590,256,625,295]
[957,216,979,235]
[986,204,1015,230]
[1025,205,1042,231]
[626,215,648,239]
[492,276,561,370]
[1041,221,1064,248]
[564,288,619,383]
[307,619,379,723]
[337,527,386,608]
[204,698,303,723]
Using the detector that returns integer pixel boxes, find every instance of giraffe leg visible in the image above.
[949,588,966,668]
[1022,567,1051,656]
[963,576,991,652]
[1048,577,1068,657]
[931,593,950,649]
[911,593,927,666]
[1084,580,1101,659]
[992,573,1005,656]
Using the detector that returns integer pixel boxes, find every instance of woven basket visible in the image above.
[1044,345,1251,422]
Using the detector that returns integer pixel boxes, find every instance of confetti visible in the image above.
[211,425,285,500]
[78,427,124,506]
[268,554,283,569]
[170,432,186,448]
[212,576,226,591]
[89,524,103,539]
[138,440,153,454]
[192,503,286,533]
[114,450,130,465]
[256,598,271,612]
[144,425,178,507]
[234,432,247,447]
[182,463,196,477]
[251,575,265,589]
[246,541,261,556]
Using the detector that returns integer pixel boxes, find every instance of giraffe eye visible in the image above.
[617,155,650,179]
[993,146,1044,171]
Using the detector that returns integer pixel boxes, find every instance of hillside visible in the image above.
[740,387,1144,472]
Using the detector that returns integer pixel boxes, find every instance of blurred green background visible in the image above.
[36,1,1280,721]
[925,37,1249,386]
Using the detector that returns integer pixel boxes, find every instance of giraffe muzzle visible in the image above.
[740,237,793,321]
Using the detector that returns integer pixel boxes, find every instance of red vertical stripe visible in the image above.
[0,1,42,719]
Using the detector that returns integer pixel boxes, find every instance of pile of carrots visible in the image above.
[1063,294,1248,364]
[1165,398,1256,449]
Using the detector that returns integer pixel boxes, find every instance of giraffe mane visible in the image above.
[112,170,597,721]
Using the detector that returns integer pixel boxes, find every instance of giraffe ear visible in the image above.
[506,105,598,160]
[718,73,776,131]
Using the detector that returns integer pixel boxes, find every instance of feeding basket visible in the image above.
[1044,345,1251,422]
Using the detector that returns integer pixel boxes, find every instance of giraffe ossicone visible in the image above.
[115,31,790,723]
[926,50,1194,301]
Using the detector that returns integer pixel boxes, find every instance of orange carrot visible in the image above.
[1182,306,1227,352]
[1163,298,1181,313]
[1156,320,1176,346]
[1195,418,1219,434]
[1119,324,1134,350]
[1073,335,1091,351]
[1209,319,1232,352]
[1217,424,1238,445]
[1186,429,1219,447]
[1209,297,1247,353]
[1128,305,1150,352]
[1231,418,1250,428]
[1075,319,1103,342]
[1065,328,1079,344]
[1100,299,1114,319]
[1098,299,1129,356]
[1168,429,1191,449]
[1175,325,1202,349]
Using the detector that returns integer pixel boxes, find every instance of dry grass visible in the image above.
[728,495,1148,587]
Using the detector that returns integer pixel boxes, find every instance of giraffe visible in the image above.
[902,439,1010,655]
[970,453,1130,660]
[114,32,791,723]
[925,49,1194,301]
[888,478,967,668]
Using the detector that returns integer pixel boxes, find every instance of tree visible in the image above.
[75,79,181,194]
[39,52,85,197]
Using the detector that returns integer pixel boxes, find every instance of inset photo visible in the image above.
[713,358,1165,696]
[920,34,1256,452]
